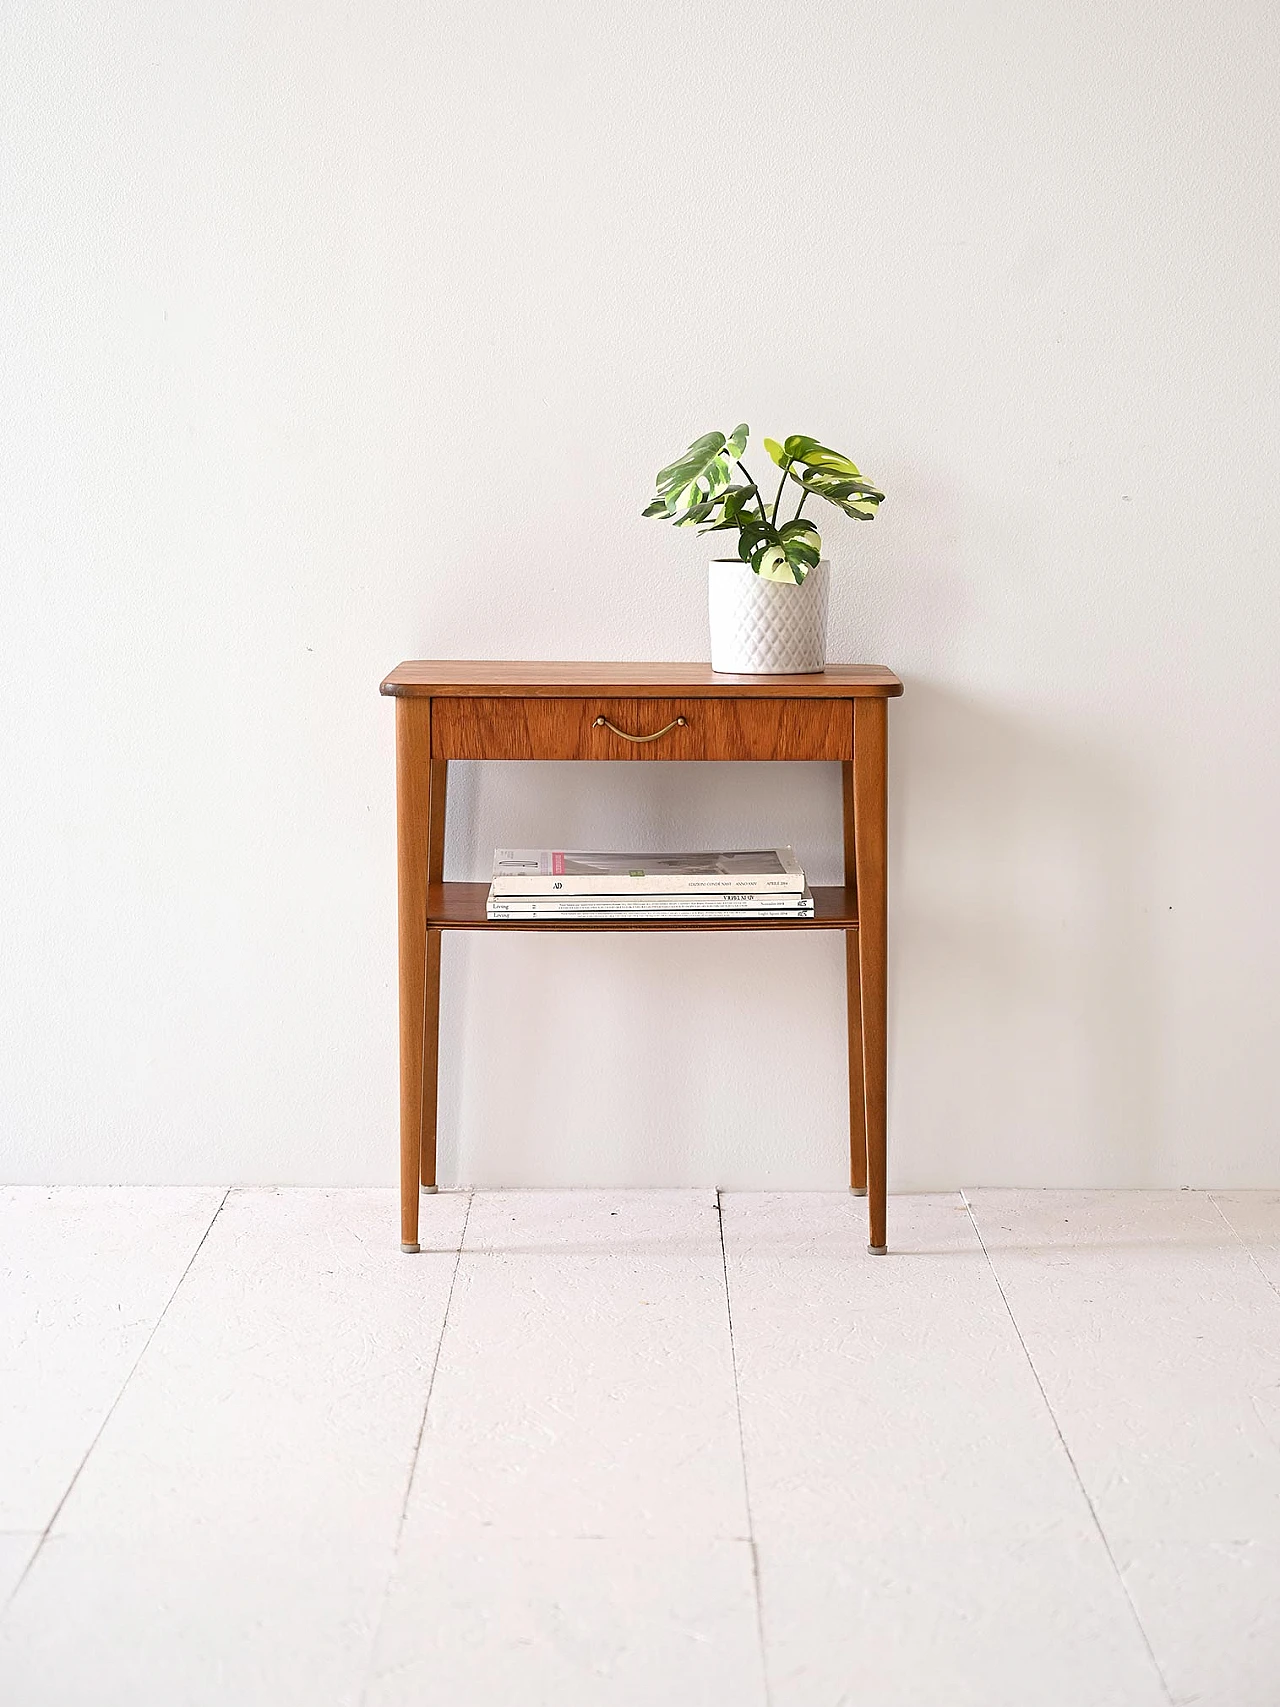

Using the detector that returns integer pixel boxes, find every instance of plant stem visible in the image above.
[770,467,789,527]
[736,460,769,522]
[792,489,807,523]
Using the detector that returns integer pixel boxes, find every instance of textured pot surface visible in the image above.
[707,558,830,674]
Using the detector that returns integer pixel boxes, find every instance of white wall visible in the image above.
[3,1,1278,1188]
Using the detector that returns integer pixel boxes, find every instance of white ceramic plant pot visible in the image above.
[707,558,830,675]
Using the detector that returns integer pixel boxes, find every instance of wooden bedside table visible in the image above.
[380,661,904,1254]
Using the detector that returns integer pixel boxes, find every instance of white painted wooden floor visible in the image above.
[2,1189,1279,1705]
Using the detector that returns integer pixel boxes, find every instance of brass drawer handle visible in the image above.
[593,714,687,744]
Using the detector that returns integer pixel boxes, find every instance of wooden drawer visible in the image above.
[431,696,852,760]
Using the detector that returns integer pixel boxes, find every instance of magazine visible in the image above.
[490,847,806,896]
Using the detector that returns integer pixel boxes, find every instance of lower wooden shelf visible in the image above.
[426,882,859,931]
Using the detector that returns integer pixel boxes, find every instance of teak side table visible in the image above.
[380,661,903,1254]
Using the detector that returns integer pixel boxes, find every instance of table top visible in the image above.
[381,661,903,699]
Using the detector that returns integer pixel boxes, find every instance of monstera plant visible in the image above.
[643,424,884,584]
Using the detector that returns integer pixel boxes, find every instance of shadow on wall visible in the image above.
[892,682,1169,1188]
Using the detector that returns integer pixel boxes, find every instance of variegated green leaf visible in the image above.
[782,435,822,461]
[791,467,884,519]
[654,432,725,491]
[756,544,798,583]
[649,430,745,521]
[765,435,884,522]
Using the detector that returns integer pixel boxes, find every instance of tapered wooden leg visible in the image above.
[420,931,441,1189]
[852,701,889,1253]
[420,759,447,1190]
[845,934,867,1193]
[842,762,867,1194]
[396,699,432,1251]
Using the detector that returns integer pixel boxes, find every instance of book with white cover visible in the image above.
[490,847,806,896]
[488,891,815,920]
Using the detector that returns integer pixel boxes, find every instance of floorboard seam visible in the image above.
[960,1189,1175,1707]
[360,1189,474,1707]
[716,1190,771,1707]
[0,1186,231,1619]
[1206,1193,1280,1306]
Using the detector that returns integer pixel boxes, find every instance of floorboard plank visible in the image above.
[0,1186,224,1531]
[0,1188,469,1707]
[401,1189,748,1541]
[721,1192,1097,1543]
[368,1191,759,1704]
[721,1193,1166,1706]
[966,1190,1280,1542]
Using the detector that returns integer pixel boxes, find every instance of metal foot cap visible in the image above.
[401,1242,421,1254]
[421,1184,438,1194]
[867,1243,888,1255]
[850,1187,868,1197]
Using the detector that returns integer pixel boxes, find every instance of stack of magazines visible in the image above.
[486,848,814,920]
